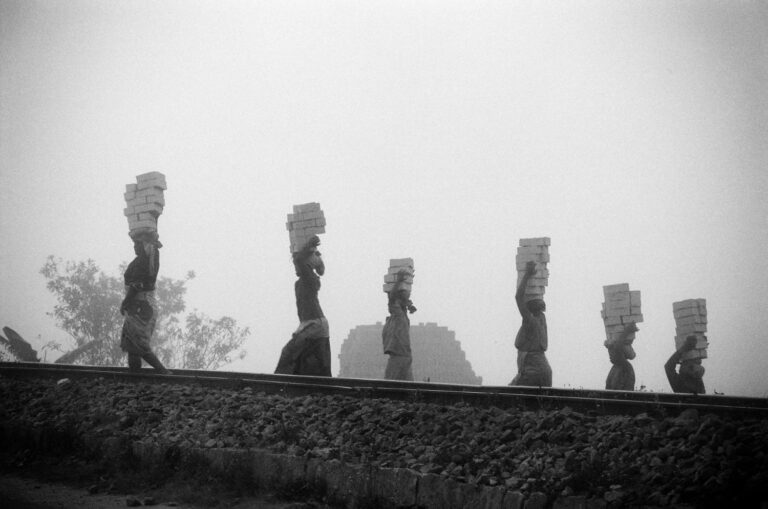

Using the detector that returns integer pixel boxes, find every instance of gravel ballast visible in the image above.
[1,376,767,508]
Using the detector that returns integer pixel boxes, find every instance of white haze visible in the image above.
[1,0,767,396]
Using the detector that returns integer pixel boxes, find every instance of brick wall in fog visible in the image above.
[338,322,482,385]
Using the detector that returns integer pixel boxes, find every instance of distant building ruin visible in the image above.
[338,322,482,385]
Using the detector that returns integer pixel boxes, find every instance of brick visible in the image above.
[384,273,414,283]
[138,212,157,221]
[673,308,699,319]
[673,299,701,312]
[603,283,630,294]
[384,281,413,293]
[135,188,164,200]
[123,207,135,216]
[519,237,551,247]
[516,245,549,255]
[137,177,167,191]
[129,219,157,231]
[676,315,707,326]
[603,316,622,326]
[676,323,707,334]
[516,252,550,263]
[606,291,630,302]
[136,171,165,181]
[124,191,137,201]
[609,331,635,342]
[604,306,630,316]
[389,258,414,268]
[622,314,643,323]
[629,291,641,306]
[288,219,318,230]
[301,210,325,221]
[134,203,163,215]
[675,333,707,349]
[293,202,321,213]
[126,197,147,207]
[304,226,326,235]
[125,183,137,193]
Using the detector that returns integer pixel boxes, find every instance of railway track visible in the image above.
[2,361,766,418]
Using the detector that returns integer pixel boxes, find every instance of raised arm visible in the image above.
[664,336,697,389]
[515,261,537,317]
[294,235,323,278]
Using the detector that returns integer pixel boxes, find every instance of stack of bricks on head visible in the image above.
[516,237,550,302]
[673,299,708,362]
[124,172,167,239]
[383,258,414,294]
[286,202,326,253]
[601,284,643,344]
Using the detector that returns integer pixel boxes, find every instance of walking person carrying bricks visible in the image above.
[510,261,552,387]
[382,268,417,381]
[120,230,171,374]
[275,235,332,377]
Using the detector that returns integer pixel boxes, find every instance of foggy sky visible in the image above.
[1,0,767,396]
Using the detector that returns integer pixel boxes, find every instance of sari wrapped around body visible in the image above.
[120,292,157,356]
[382,294,413,381]
[275,249,332,377]
[510,313,552,387]
[120,246,159,357]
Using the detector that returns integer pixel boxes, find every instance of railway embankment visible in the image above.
[1,372,767,508]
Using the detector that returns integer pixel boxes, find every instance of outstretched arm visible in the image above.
[515,261,537,317]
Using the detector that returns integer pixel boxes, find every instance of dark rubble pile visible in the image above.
[1,376,767,507]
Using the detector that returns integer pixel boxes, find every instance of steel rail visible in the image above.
[1,362,766,418]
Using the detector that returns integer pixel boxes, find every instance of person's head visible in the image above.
[395,284,411,301]
[130,229,161,253]
[526,299,546,315]
[308,250,324,275]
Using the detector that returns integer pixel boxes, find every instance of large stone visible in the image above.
[251,451,307,490]
[370,468,418,508]
[524,491,548,509]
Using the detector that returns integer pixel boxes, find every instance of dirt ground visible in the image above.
[0,450,330,509]
[0,472,324,508]
[0,472,332,508]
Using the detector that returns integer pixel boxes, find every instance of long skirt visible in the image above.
[384,354,413,381]
[120,294,157,356]
[275,318,331,377]
[510,351,552,387]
